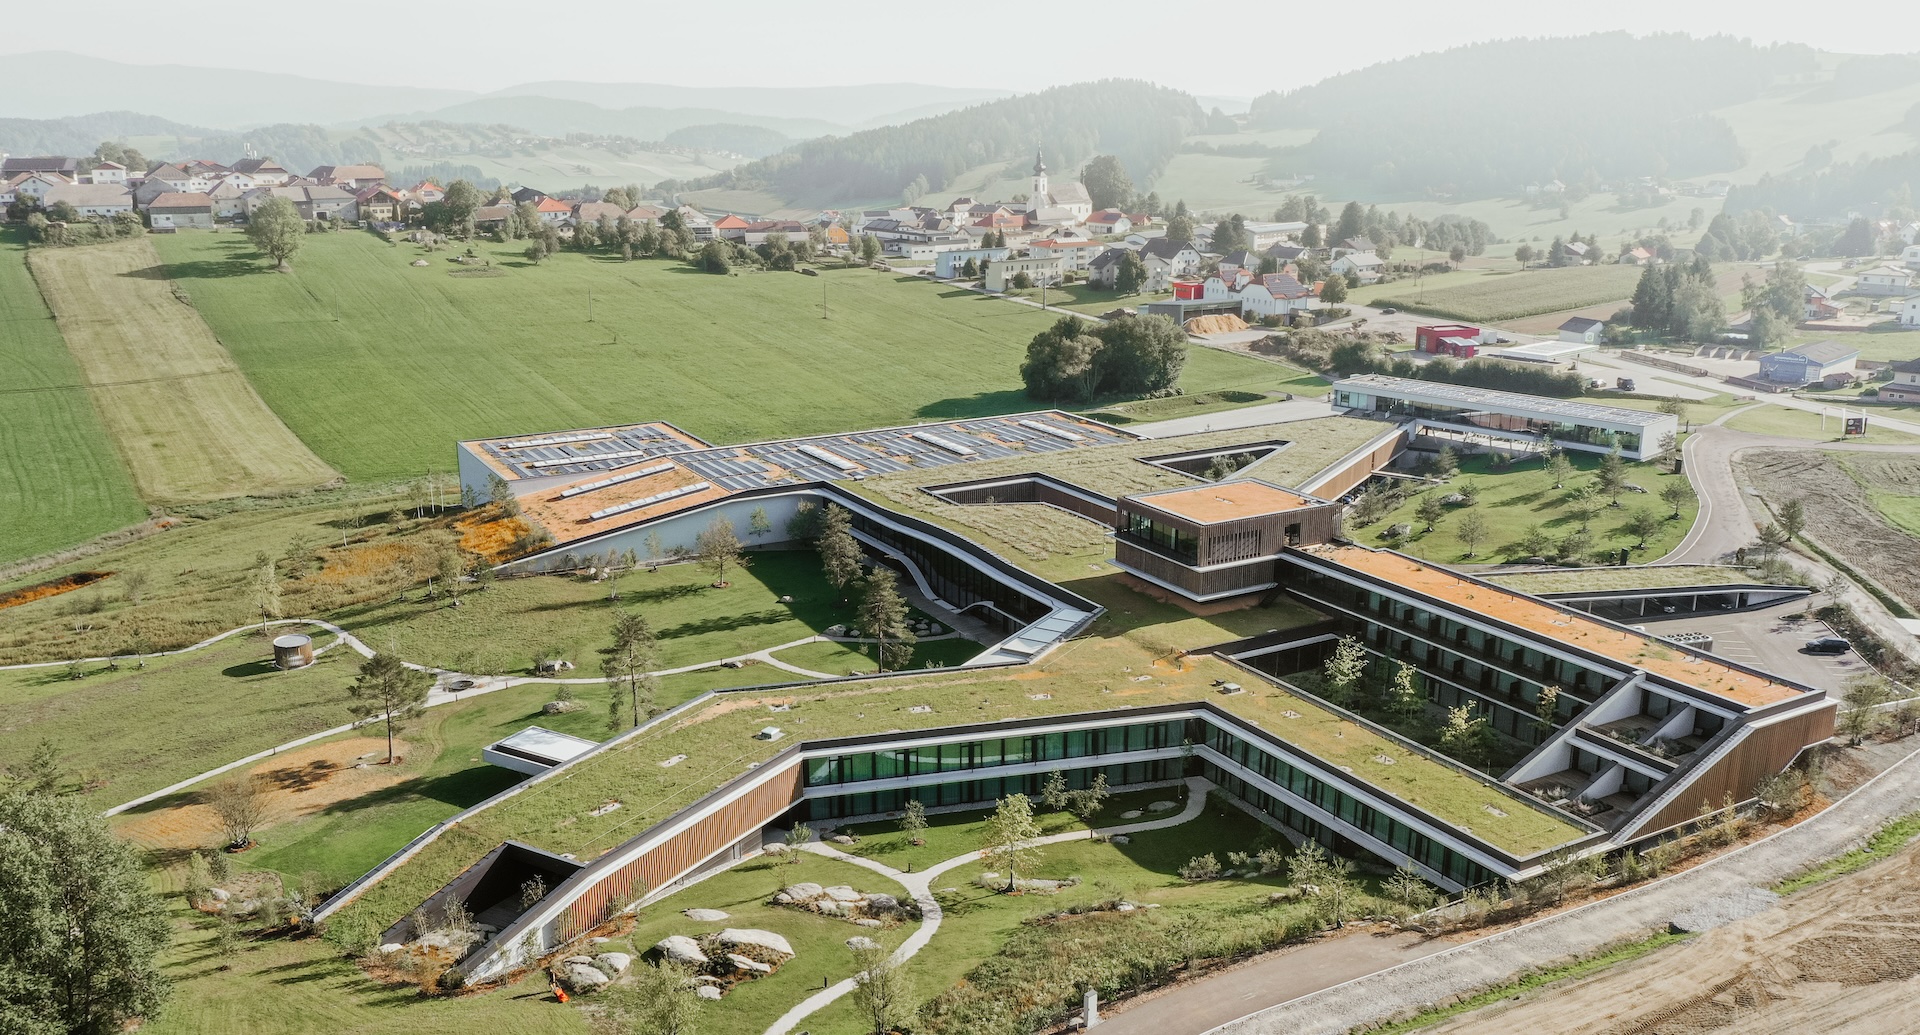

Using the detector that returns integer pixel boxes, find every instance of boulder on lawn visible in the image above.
[716,928,795,960]
[1119,810,1143,820]
[207,888,230,903]
[830,834,857,845]
[564,962,610,992]
[727,953,773,975]
[823,885,864,903]
[814,900,848,916]
[783,882,824,902]
[684,908,730,922]
[1111,835,1131,845]
[593,952,632,977]
[1147,800,1180,812]
[846,936,880,951]
[854,918,884,928]
[696,985,723,1000]
[865,893,899,913]
[562,955,593,966]
[653,935,708,966]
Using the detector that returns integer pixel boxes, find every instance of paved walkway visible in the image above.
[763,778,1211,1035]
[1204,741,1920,1035]
[1133,397,1333,439]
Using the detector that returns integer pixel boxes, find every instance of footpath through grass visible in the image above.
[0,229,145,564]
[152,231,1310,480]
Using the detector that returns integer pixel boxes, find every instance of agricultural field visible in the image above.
[150,231,1314,482]
[27,238,340,503]
[0,230,145,564]
[1350,450,1701,565]
[1368,264,1645,324]
[1741,450,1920,613]
[1724,406,1920,444]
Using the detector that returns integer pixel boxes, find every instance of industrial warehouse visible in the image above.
[307,405,1836,990]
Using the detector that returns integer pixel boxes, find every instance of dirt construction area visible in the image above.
[1420,841,1920,1035]
[1737,449,1920,611]
[115,736,411,853]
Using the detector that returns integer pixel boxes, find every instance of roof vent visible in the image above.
[755,727,784,741]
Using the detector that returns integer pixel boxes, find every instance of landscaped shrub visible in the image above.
[1179,853,1222,882]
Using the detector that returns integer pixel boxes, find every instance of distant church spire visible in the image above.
[1031,147,1050,206]
[1032,147,1047,175]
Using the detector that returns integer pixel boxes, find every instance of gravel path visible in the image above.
[1205,741,1920,1035]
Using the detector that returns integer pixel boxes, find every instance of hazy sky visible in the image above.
[8,0,1905,99]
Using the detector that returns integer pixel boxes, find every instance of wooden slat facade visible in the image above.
[1634,705,1837,836]
[556,761,804,941]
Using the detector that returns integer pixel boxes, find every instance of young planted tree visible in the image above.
[1533,685,1563,736]
[603,610,660,730]
[1038,768,1069,813]
[1383,861,1437,913]
[1437,704,1495,769]
[1321,636,1369,707]
[598,960,701,1035]
[347,652,434,764]
[982,793,1043,892]
[5,738,65,796]
[899,798,928,844]
[747,505,774,541]
[245,195,305,269]
[1434,445,1460,480]
[1456,510,1490,558]
[817,504,864,593]
[1661,479,1694,519]
[1840,673,1896,744]
[694,515,746,587]
[1068,772,1111,822]
[1286,840,1358,928]
[207,773,270,850]
[1778,498,1806,540]
[1597,446,1627,507]
[848,939,911,1035]
[773,823,812,894]
[1515,523,1555,560]
[1415,493,1446,533]
[1546,451,1574,489]
[255,556,281,634]
[1755,522,1791,557]
[1386,662,1425,730]
[857,568,916,671]
[1624,508,1664,549]
[1565,484,1602,531]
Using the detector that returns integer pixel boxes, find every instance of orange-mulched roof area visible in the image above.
[517,463,735,546]
[1135,480,1321,525]
[1306,546,1812,710]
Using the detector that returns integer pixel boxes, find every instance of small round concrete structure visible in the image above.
[272,633,314,670]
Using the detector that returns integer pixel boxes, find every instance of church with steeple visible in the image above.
[1025,148,1092,224]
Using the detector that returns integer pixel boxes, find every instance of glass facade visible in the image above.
[1333,390,1642,453]
[807,760,1183,819]
[805,719,1189,787]
[845,510,1051,625]
[1201,726,1498,887]
[1121,510,1198,563]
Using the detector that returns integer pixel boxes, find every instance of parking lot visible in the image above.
[1636,597,1869,693]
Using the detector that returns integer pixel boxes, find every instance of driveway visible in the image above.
[1634,597,1865,693]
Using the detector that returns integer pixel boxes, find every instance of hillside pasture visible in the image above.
[152,231,1315,480]
[27,238,340,504]
[1369,264,1645,324]
[0,231,145,564]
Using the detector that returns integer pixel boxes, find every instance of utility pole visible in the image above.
[587,289,593,322]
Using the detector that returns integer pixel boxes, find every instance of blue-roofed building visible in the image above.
[1757,340,1859,385]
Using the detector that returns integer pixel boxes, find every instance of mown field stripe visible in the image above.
[0,230,146,564]
[28,238,341,504]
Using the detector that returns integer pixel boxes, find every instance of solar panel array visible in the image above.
[486,413,1133,498]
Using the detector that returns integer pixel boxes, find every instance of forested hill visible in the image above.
[0,112,210,157]
[1727,148,1920,219]
[687,80,1204,204]
[1247,33,1818,195]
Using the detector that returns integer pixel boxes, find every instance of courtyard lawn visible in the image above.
[150,231,1317,481]
[836,785,1190,873]
[0,630,362,808]
[1724,405,1920,444]
[612,853,916,1035]
[1368,265,1644,323]
[27,237,341,503]
[0,230,146,564]
[1352,451,1701,564]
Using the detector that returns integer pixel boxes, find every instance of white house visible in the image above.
[145,164,211,193]
[1857,265,1915,296]
[1086,210,1132,236]
[229,159,294,187]
[1900,296,1920,328]
[205,179,250,219]
[1237,273,1316,320]
[1330,251,1385,283]
[1557,317,1605,345]
[3,171,69,204]
[1140,238,1202,291]
[147,193,215,229]
[984,254,1066,292]
[40,183,134,217]
[1025,238,1106,270]
[1242,221,1307,251]
[85,161,128,185]
[1899,244,1920,271]
[676,205,715,240]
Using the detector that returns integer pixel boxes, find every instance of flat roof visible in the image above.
[1129,479,1323,524]
[488,726,600,767]
[1497,340,1599,362]
[1333,375,1671,429]
[1301,546,1813,709]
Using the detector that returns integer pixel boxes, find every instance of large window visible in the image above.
[1122,511,1198,563]
[846,511,1050,624]
[807,759,1182,819]
[804,720,1190,788]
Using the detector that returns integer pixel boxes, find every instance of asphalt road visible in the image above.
[1093,929,1448,1035]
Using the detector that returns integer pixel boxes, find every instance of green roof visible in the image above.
[1485,564,1775,595]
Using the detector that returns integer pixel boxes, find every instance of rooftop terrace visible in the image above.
[1302,546,1813,709]
[1131,480,1323,525]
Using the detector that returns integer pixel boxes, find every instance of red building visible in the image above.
[1172,277,1206,300]
[1415,324,1484,358]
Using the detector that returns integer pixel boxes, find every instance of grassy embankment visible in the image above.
[152,231,1317,481]
[0,230,146,564]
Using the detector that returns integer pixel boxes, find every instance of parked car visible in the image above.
[1804,636,1852,655]
[1379,307,1398,314]
[1617,378,1637,392]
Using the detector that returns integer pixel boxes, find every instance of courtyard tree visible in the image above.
[1415,492,1446,533]
[982,793,1043,892]
[1624,508,1664,549]
[1840,673,1897,744]
[1597,445,1627,506]
[899,798,928,844]
[1661,479,1694,518]
[1534,685,1563,736]
[773,822,813,893]
[1386,661,1425,730]
[245,195,305,270]
[347,651,433,764]
[695,515,746,587]
[208,772,270,851]
[1039,768,1070,812]
[1515,523,1555,560]
[1437,704,1496,769]
[597,960,701,1035]
[1566,484,1602,531]
[1434,445,1460,479]
[1068,772,1111,821]
[857,567,916,671]
[1546,450,1574,489]
[747,505,774,541]
[1322,635,1369,707]
[1456,509,1490,558]
[603,610,660,730]
[848,938,912,1035]
[1755,522,1790,558]
[0,791,172,1035]
[817,504,865,594]
[1286,840,1358,928]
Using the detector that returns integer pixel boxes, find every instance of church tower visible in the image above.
[1031,148,1049,206]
